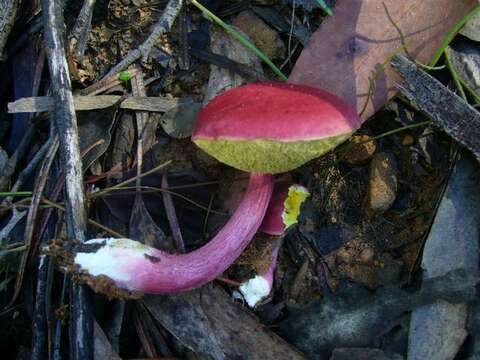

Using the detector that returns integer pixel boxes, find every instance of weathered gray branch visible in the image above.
[104,0,183,78]
[130,66,148,182]
[391,54,480,161]
[8,95,184,113]
[41,0,93,358]
[69,0,96,60]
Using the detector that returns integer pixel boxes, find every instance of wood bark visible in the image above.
[41,0,93,358]
[391,54,480,161]
[143,286,306,360]
[8,95,184,113]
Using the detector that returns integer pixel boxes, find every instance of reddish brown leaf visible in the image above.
[289,0,477,121]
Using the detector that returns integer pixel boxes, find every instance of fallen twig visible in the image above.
[10,134,58,306]
[0,207,26,244]
[391,54,480,161]
[31,256,49,360]
[41,0,93,357]
[40,198,125,238]
[79,67,139,96]
[2,136,55,206]
[131,66,149,184]
[104,0,184,78]
[69,0,96,60]
[128,67,170,250]
[162,173,185,253]
[8,95,184,113]
[53,275,69,360]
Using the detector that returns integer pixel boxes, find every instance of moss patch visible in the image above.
[194,134,352,174]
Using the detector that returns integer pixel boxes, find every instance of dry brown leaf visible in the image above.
[289,0,477,121]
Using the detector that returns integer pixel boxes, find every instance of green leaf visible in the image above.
[118,71,132,82]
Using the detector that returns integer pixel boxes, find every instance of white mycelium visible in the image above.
[239,275,272,307]
[74,238,152,285]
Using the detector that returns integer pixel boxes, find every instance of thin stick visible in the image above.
[41,198,126,238]
[79,68,140,96]
[288,0,297,69]
[10,135,58,306]
[335,120,432,163]
[0,207,26,244]
[130,66,148,190]
[52,275,69,360]
[41,0,93,358]
[90,160,172,198]
[104,0,184,78]
[216,276,241,287]
[162,173,185,253]
[69,0,96,60]
[31,256,49,360]
[2,136,54,206]
[94,185,226,216]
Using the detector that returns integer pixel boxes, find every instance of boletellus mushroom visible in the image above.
[72,82,360,295]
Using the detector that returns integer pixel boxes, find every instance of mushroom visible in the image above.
[192,82,360,174]
[72,82,360,295]
[239,183,310,307]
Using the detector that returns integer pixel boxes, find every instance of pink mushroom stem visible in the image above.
[74,174,274,294]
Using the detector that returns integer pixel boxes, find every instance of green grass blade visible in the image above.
[429,5,480,67]
[0,191,33,197]
[444,47,467,101]
[315,0,333,16]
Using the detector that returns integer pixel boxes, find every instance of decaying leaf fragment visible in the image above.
[289,0,478,120]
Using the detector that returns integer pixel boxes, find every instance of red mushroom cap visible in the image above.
[192,82,360,174]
